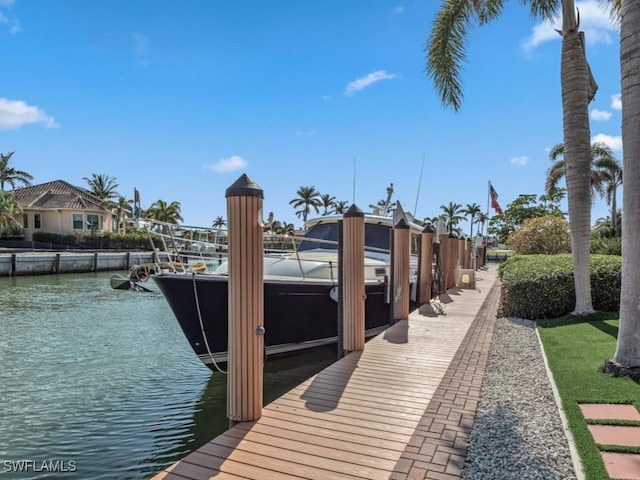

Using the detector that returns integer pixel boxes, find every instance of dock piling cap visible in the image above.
[344,204,364,218]
[394,217,410,229]
[225,173,264,198]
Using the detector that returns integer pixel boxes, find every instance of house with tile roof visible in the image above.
[12,180,117,241]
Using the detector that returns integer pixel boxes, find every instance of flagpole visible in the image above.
[486,181,491,237]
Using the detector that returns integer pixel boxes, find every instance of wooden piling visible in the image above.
[439,232,449,291]
[225,174,264,424]
[457,236,465,269]
[393,218,410,320]
[343,205,365,352]
[448,233,457,289]
[54,253,61,274]
[418,224,434,304]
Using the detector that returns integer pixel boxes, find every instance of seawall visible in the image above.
[0,251,156,276]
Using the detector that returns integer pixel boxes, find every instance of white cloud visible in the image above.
[523,0,619,50]
[204,155,247,173]
[510,156,529,166]
[592,133,622,151]
[590,109,612,121]
[132,33,149,55]
[394,6,404,15]
[0,0,15,5]
[344,70,398,96]
[611,93,622,110]
[0,98,58,129]
[295,130,317,136]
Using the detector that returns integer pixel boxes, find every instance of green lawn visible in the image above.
[538,313,640,480]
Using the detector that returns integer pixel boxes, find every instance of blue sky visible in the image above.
[0,1,621,230]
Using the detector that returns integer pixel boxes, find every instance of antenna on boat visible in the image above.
[413,153,425,218]
[381,183,394,217]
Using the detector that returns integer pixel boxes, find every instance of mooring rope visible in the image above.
[192,272,227,374]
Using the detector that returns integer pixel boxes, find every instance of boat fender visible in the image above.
[329,286,339,303]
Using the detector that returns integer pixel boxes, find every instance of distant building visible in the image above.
[12,180,117,241]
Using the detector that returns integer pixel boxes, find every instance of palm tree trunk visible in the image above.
[561,7,595,315]
[613,0,640,368]
[610,191,617,233]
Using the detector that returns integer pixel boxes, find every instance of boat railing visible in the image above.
[136,219,416,280]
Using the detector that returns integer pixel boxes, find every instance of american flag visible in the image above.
[489,183,503,215]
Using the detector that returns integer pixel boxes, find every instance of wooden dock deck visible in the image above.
[152,266,500,480]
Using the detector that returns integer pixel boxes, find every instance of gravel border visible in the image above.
[462,317,579,480]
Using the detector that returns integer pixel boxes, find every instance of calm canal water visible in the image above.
[0,271,338,479]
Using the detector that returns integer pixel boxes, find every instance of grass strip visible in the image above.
[538,312,640,480]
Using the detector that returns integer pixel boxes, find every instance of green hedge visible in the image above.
[32,231,151,250]
[498,254,621,319]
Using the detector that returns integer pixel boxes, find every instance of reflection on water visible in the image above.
[0,272,337,479]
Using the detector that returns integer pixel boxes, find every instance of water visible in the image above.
[0,271,338,479]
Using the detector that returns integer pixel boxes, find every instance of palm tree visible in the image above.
[598,157,623,233]
[463,203,482,239]
[608,0,640,373]
[211,216,226,228]
[333,200,350,214]
[83,174,119,206]
[426,0,611,315]
[422,215,441,225]
[0,152,33,190]
[0,190,23,237]
[545,142,618,199]
[440,202,464,233]
[318,193,336,215]
[115,196,133,234]
[145,199,183,224]
[289,186,320,223]
[475,212,489,237]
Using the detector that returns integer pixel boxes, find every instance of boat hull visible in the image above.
[152,273,391,371]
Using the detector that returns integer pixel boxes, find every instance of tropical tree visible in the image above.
[422,215,442,225]
[426,0,607,315]
[115,196,133,234]
[145,199,183,224]
[506,216,571,254]
[606,0,640,375]
[289,186,321,223]
[599,157,623,234]
[0,152,33,190]
[318,193,336,215]
[212,216,226,228]
[83,174,119,206]
[546,141,621,205]
[488,194,565,244]
[0,190,23,237]
[439,202,464,233]
[334,200,350,214]
[475,212,489,237]
[463,203,482,238]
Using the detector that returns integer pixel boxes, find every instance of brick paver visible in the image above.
[391,279,502,479]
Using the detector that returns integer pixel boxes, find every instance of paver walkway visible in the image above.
[580,403,640,480]
[390,275,501,479]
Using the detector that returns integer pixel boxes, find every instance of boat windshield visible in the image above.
[297,223,391,252]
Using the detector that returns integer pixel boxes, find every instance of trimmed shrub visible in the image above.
[32,231,151,250]
[506,216,571,254]
[590,236,621,256]
[498,254,621,319]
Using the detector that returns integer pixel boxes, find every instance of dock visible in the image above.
[152,266,501,480]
